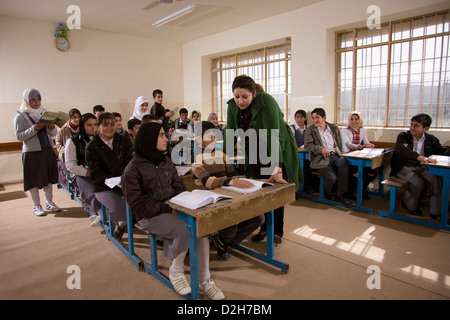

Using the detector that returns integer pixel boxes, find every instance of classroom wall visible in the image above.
[0,16,184,183]
[182,0,450,144]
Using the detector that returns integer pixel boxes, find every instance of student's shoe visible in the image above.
[401,200,423,216]
[274,234,282,244]
[90,215,102,227]
[336,196,355,207]
[169,273,191,296]
[34,205,46,216]
[45,202,61,212]
[89,214,98,221]
[199,279,225,300]
[251,231,267,242]
[212,234,230,261]
[114,225,126,241]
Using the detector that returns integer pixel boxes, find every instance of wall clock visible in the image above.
[55,36,70,52]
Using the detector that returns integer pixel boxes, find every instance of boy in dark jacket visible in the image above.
[390,113,450,220]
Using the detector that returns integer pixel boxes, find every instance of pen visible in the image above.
[214,201,232,208]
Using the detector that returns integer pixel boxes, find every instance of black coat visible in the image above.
[390,131,450,176]
[85,133,133,192]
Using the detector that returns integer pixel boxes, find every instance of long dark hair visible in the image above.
[232,75,256,94]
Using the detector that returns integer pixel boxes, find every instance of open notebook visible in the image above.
[169,189,232,210]
[221,178,273,194]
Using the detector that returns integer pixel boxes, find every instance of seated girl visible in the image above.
[340,111,377,199]
[121,122,225,300]
[85,112,133,240]
[65,113,102,226]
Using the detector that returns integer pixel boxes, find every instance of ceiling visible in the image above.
[0,0,322,43]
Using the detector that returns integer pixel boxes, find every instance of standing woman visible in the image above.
[225,75,302,243]
[13,88,60,216]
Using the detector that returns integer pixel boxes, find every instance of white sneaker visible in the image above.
[90,215,102,227]
[89,214,98,221]
[45,201,61,212]
[34,205,46,216]
[199,279,225,300]
[169,273,191,296]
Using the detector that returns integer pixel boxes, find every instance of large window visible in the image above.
[212,38,291,122]
[336,10,450,128]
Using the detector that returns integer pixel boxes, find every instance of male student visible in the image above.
[304,108,355,206]
[150,89,173,138]
[390,113,450,222]
[127,118,141,146]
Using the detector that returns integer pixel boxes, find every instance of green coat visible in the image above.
[225,92,303,190]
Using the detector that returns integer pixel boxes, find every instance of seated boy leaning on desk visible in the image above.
[191,121,264,261]
[390,113,450,222]
[304,108,356,206]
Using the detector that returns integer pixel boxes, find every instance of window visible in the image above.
[336,10,450,128]
[212,38,291,122]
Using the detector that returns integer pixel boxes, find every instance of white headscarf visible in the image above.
[130,96,150,120]
[19,88,44,121]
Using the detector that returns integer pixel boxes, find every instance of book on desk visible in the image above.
[169,189,233,210]
[221,178,273,194]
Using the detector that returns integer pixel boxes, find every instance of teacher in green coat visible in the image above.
[225,75,302,244]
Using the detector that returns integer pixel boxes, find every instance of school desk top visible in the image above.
[167,182,296,238]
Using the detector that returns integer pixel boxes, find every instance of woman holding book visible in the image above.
[121,122,225,300]
[225,76,302,244]
[13,88,60,216]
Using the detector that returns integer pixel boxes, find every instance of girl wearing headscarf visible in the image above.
[341,111,375,153]
[13,88,60,216]
[121,122,225,300]
[65,113,102,224]
[340,111,377,199]
[130,96,150,121]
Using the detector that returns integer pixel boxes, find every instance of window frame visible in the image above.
[335,10,450,129]
[211,38,291,123]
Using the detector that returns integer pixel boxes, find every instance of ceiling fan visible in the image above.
[142,0,187,11]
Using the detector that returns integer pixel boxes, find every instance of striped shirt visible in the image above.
[191,150,237,190]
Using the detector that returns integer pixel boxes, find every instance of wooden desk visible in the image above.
[342,149,392,214]
[167,182,295,299]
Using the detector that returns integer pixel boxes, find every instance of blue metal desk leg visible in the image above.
[440,176,449,227]
[356,165,364,207]
[186,214,200,300]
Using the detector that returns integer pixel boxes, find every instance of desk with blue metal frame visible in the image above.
[165,182,295,300]
[341,149,393,214]
[379,157,450,231]
[425,159,450,230]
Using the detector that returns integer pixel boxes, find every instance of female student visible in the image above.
[13,88,60,216]
[225,75,302,244]
[130,96,150,121]
[340,111,376,199]
[65,113,102,225]
[207,112,224,134]
[290,109,308,148]
[55,108,81,162]
[187,110,201,138]
[121,122,225,300]
[85,112,133,240]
